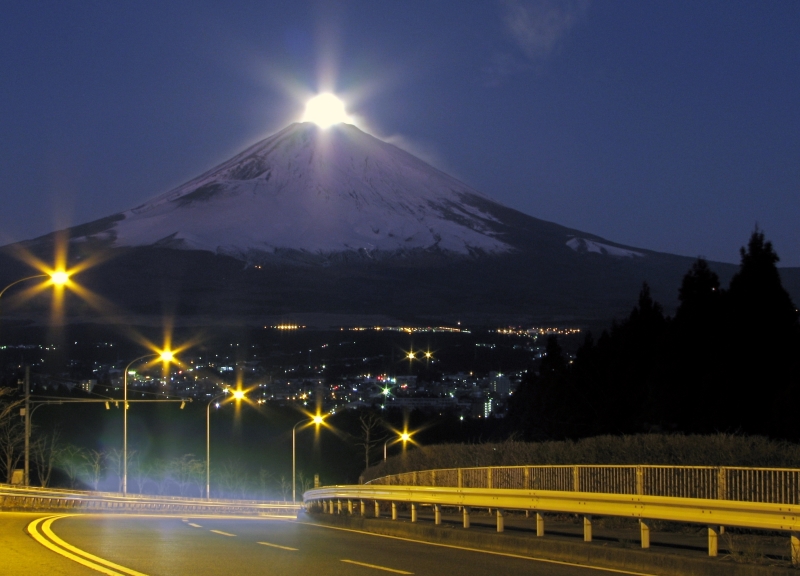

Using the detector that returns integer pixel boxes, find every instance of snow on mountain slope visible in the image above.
[89,122,513,257]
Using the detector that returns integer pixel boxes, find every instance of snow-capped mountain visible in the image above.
[80,123,516,259]
[14,121,792,326]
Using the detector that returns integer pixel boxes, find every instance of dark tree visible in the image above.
[720,230,800,436]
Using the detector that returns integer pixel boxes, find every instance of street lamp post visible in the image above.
[206,388,244,499]
[2,271,71,487]
[123,350,174,495]
[292,414,324,504]
[383,431,411,462]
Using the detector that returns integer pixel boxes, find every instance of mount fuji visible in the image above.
[5,122,798,326]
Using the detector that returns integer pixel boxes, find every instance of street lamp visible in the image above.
[292,413,325,504]
[0,270,71,301]
[383,431,412,461]
[206,388,246,499]
[123,349,175,495]
[2,270,73,487]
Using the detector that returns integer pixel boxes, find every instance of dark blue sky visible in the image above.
[1,1,798,265]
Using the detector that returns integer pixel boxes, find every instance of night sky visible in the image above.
[1,1,798,265]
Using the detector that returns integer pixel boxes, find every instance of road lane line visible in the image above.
[258,541,299,551]
[210,529,237,536]
[42,516,149,576]
[27,516,148,576]
[341,559,413,574]
[296,521,655,576]
[188,523,203,528]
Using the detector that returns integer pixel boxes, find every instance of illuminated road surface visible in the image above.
[3,512,651,575]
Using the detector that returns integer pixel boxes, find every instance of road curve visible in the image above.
[3,512,655,576]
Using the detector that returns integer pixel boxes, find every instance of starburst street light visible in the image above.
[0,268,75,302]
[293,411,329,503]
[384,428,415,461]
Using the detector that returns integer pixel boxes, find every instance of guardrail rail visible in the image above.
[0,484,302,516]
[303,465,800,564]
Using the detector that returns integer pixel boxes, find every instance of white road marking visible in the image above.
[341,559,413,574]
[258,541,299,551]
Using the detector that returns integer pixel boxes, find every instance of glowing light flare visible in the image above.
[4,235,125,325]
[49,270,71,286]
[302,93,350,128]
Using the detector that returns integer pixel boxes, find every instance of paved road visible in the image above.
[2,512,651,576]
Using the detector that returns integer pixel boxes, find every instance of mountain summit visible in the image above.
[83,123,516,259]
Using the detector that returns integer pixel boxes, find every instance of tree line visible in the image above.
[509,230,800,440]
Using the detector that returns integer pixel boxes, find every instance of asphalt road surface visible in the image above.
[2,512,652,576]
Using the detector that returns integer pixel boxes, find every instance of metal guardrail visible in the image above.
[367,465,800,504]
[0,484,301,516]
[304,465,800,564]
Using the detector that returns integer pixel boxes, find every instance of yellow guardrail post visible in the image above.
[707,525,719,556]
[791,532,800,566]
[360,499,365,516]
[536,512,544,536]
[411,503,418,522]
[434,504,442,525]
[583,515,592,542]
[391,502,397,520]
[337,499,342,514]
[640,519,650,548]
[463,506,471,528]
[374,501,380,518]
[347,499,353,514]
[496,509,504,532]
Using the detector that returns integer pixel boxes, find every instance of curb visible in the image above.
[303,512,795,576]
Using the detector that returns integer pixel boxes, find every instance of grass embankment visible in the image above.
[362,434,800,482]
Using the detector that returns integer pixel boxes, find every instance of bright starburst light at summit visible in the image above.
[302,93,350,128]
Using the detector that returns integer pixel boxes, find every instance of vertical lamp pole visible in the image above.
[123,351,174,495]
[206,389,243,500]
[123,355,154,495]
[2,271,71,487]
[24,366,30,486]
[292,415,324,504]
